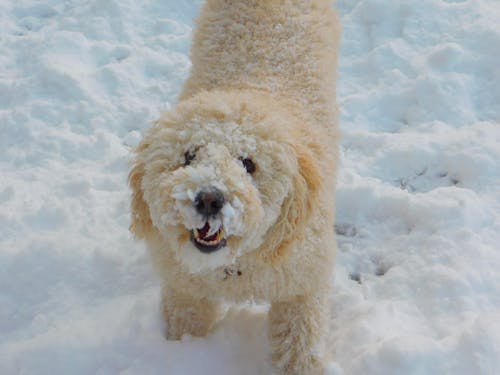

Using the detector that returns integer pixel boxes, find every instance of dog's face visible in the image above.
[129,91,323,273]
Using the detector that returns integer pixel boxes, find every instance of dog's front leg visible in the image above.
[161,286,221,340]
[269,293,329,375]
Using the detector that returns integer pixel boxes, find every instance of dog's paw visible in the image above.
[163,310,215,340]
[272,350,325,375]
[164,316,208,340]
[269,295,328,375]
[271,333,325,375]
[161,288,221,340]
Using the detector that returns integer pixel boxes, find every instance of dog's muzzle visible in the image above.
[190,187,228,253]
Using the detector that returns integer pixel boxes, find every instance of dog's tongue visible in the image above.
[198,222,210,237]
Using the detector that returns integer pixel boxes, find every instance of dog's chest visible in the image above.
[189,259,301,302]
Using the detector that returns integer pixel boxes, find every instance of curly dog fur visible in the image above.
[129,1,340,373]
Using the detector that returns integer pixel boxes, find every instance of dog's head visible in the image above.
[129,90,326,273]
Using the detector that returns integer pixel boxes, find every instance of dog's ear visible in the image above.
[261,144,322,264]
[128,161,153,239]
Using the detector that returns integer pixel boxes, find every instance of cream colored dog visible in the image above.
[129,1,340,373]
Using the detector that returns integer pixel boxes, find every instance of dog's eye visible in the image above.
[184,150,196,166]
[239,157,256,174]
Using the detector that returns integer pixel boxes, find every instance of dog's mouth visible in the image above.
[190,222,227,253]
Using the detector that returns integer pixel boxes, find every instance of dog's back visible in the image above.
[180,0,340,128]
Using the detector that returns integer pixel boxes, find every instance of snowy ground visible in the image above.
[1,0,499,374]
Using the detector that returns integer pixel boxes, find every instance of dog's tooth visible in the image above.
[206,223,220,236]
[195,236,222,247]
[208,217,223,235]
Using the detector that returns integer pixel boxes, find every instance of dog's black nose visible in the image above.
[195,187,225,217]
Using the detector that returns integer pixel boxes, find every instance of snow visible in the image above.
[1,0,499,374]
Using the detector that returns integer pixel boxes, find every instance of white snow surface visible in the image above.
[1,0,499,374]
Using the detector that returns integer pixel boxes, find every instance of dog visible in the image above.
[129,1,340,373]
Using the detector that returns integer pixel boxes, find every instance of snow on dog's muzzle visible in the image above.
[190,186,228,253]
